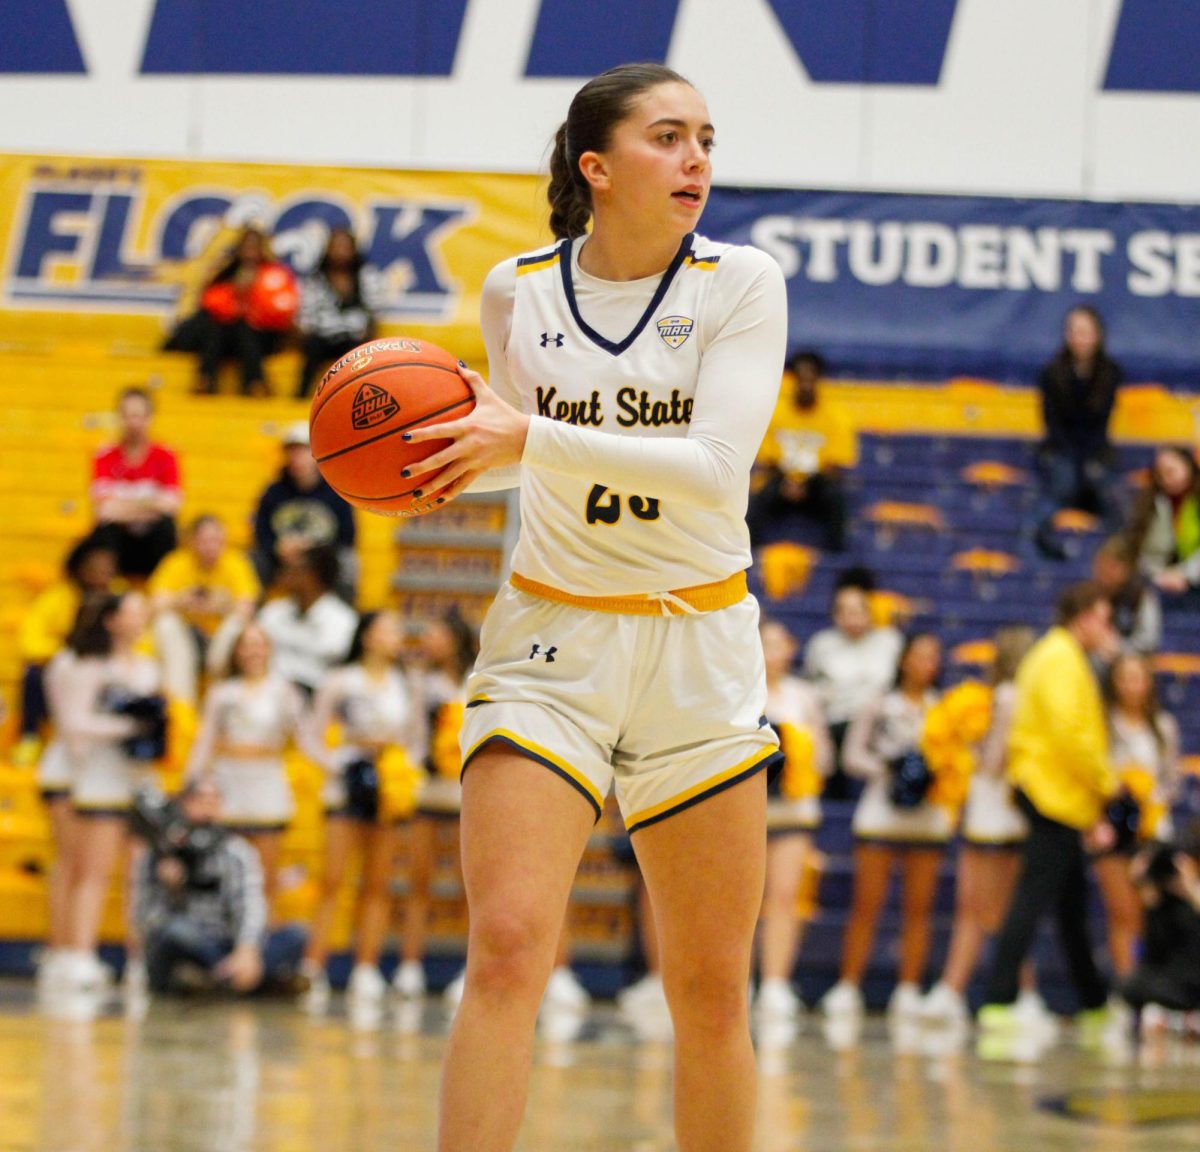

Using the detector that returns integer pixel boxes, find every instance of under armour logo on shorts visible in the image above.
[529,643,557,662]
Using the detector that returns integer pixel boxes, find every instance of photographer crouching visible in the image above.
[131,777,305,995]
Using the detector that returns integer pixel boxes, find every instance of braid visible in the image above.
[547,122,591,239]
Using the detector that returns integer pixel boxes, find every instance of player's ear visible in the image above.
[578,151,610,192]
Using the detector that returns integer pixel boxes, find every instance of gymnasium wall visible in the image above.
[3,1,1200,385]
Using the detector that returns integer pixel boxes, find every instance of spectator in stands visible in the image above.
[251,422,357,602]
[295,227,380,398]
[89,386,183,579]
[1090,535,1162,654]
[187,622,305,911]
[186,227,292,398]
[746,351,856,552]
[755,618,833,1022]
[14,537,117,764]
[247,545,357,698]
[149,514,260,705]
[1127,445,1200,602]
[821,633,949,1023]
[980,583,1119,1035]
[803,578,903,798]
[132,777,305,996]
[1097,651,1181,980]
[1033,305,1122,559]
[922,626,1046,1028]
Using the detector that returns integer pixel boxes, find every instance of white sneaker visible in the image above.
[617,972,668,1015]
[347,964,386,1005]
[920,982,967,1026]
[821,981,864,1018]
[543,966,591,1012]
[36,949,68,995]
[301,967,330,1013]
[888,983,924,1019]
[442,969,466,1009]
[59,951,113,993]
[391,960,426,999]
[1013,988,1054,1029]
[123,958,148,998]
[755,979,802,1021]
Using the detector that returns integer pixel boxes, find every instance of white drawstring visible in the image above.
[647,590,700,616]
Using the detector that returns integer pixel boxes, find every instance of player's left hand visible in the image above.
[401,366,530,504]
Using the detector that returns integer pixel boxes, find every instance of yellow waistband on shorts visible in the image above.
[509,570,748,616]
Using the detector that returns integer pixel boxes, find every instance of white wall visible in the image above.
[1,0,1199,202]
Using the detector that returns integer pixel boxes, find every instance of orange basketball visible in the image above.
[309,338,474,517]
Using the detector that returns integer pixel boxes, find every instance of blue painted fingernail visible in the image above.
[401,432,411,442]
[401,468,411,479]
[436,497,445,504]
[458,359,467,368]
[413,489,423,499]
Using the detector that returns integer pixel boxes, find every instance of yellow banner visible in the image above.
[0,153,550,365]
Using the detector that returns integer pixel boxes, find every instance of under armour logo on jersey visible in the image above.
[539,332,565,348]
[529,643,557,662]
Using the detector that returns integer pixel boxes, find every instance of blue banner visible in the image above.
[703,188,1200,388]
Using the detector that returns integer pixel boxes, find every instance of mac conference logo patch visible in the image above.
[351,382,400,429]
[656,315,694,349]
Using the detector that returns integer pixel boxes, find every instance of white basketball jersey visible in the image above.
[491,232,784,597]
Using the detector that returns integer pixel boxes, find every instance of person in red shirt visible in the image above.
[89,387,183,578]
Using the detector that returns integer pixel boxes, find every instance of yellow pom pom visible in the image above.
[777,721,821,800]
[432,701,466,780]
[377,745,427,823]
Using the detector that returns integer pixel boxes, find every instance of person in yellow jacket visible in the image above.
[980,582,1120,1031]
[14,538,119,764]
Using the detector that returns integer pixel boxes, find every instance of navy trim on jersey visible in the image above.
[559,233,695,356]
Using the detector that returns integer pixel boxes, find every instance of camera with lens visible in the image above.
[129,790,226,895]
[101,686,168,761]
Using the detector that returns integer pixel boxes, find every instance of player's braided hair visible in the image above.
[547,62,692,240]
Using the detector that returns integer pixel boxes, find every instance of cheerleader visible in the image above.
[185,622,304,907]
[921,627,1040,1025]
[397,610,477,1002]
[755,619,832,1020]
[822,632,948,1021]
[299,611,417,1006]
[33,648,78,990]
[59,592,161,991]
[1098,651,1181,978]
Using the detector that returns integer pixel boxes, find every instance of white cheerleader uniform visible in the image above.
[962,681,1028,848]
[765,675,833,834]
[302,664,416,816]
[415,668,468,818]
[1108,710,1180,843]
[61,653,163,813]
[36,650,75,800]
[845,689,953,845]
[460,233,788,832]
[187,675,304,829]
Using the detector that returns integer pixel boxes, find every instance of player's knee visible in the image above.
[469,907,553,995]
[664,959,749,1032]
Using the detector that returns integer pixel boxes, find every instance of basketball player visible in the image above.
[405,63,788,1152]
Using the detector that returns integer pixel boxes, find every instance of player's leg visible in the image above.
[437,747,595,1152]
[634,771,767,1152]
